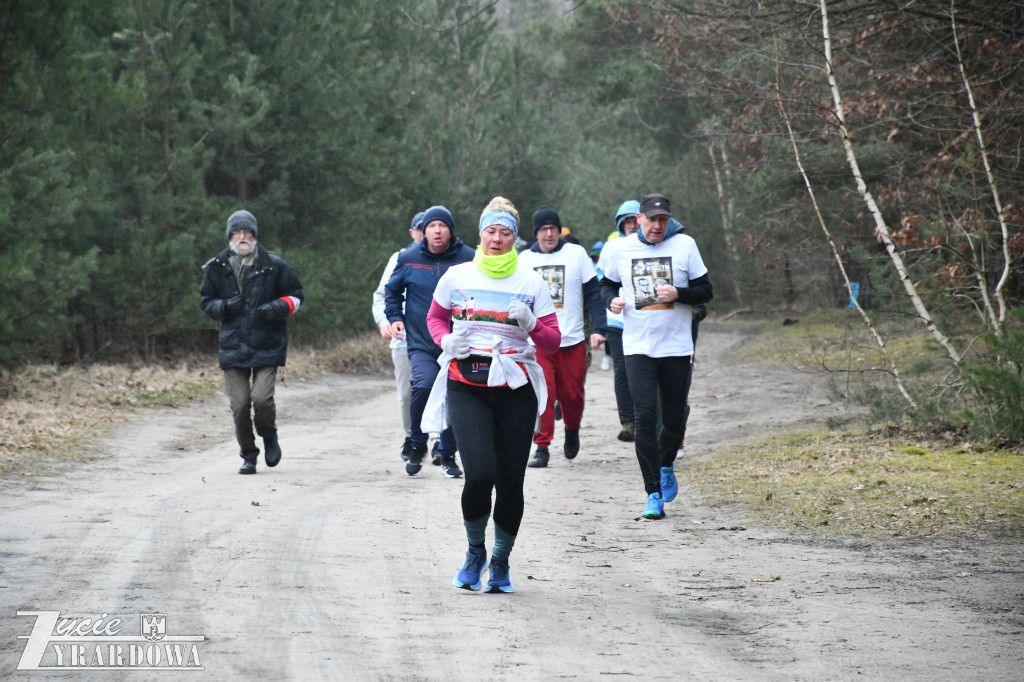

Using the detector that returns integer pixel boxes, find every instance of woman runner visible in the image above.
[422,196,560,592]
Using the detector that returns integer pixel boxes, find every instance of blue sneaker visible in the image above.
[453,546,486,590]
[660,465,678,502]
[642,492,665,519]
[485,557,513,593]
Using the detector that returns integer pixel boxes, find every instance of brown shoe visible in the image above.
[617,422,635,442]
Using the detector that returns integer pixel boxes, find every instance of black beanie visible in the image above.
[532,206,561,234]
[420,205,455,238]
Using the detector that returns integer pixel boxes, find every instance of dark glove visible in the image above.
[692,304,708,323]
[223,296,243,319]
[256,299,287,321]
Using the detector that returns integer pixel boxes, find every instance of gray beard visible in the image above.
[230,239,257,259]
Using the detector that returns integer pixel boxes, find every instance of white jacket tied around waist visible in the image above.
[421,335,547,434]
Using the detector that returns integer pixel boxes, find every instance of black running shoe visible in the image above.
[564,428,580,459]
[440,455,463,478]
[528,446,550,468]
[406,446,426,476]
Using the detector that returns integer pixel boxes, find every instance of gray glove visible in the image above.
[440,328,471,359]
[507,298,536,332]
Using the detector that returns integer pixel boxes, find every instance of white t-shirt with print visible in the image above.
[601,232,708,358]
[518,242,597,347]
[596,237,625,331]
[433,261,556,355]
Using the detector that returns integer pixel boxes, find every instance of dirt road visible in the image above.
[2,322,1022,680]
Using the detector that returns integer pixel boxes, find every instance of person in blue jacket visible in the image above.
[384,205,475,478]
[200,210,304,475]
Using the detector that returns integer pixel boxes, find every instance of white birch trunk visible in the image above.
[707,140,742,301]
[770,20,916,407]
[820,0,962,366]
[951,0,1011,334]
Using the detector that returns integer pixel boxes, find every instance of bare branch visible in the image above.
[398,1,500,33]
[819,0,962,367]
[772,13,917,408]
[950,0,1011,334]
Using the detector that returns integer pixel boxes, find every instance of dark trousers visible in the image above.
[624,354,693,494]
[446,380,537,537]
[604,328,634,425]
[224,366,277,459]
[408,348,456,455]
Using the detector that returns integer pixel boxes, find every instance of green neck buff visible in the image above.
[473,246,519,279]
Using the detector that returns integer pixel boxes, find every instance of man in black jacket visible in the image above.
[200,210,304,474]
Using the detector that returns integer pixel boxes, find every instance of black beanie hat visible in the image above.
[532,206,561,235]
[420,205,455,238]
[226,210,258,239]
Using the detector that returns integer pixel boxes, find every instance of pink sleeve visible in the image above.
[426,300,453,345]
[529,312,561,354]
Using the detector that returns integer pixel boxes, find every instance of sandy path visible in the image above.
[1,322,1021,680]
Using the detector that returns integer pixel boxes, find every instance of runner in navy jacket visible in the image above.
[384,205,475,477]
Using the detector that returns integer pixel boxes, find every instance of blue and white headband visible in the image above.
[478,211,518,236]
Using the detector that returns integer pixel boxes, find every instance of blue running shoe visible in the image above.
[453,546,486,590]
[660,465,678,503]
[642,492,665,519]
[485,557,513,593]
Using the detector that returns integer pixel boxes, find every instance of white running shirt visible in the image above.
[518,242,597,347]
[600,232,708,358]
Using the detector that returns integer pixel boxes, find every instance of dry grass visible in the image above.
[692,313,1024,539]
[686,427,1024,539]
[0,331,391,472]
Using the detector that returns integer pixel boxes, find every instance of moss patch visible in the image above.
[686,427,1024,538]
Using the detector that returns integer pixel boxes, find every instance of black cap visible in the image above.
[639,194,671,217]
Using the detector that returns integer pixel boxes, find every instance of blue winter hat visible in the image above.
[410,211,426,230]
[420,205,454,236]
[614,200,640,235]
[479,211,518,236]
[226,210,258,239]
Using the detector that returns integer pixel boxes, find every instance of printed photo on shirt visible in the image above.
[631,257,674,311]
[532,265,565,309]
[452,289,535,329]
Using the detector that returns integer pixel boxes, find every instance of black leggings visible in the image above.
[446,380,538,537]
